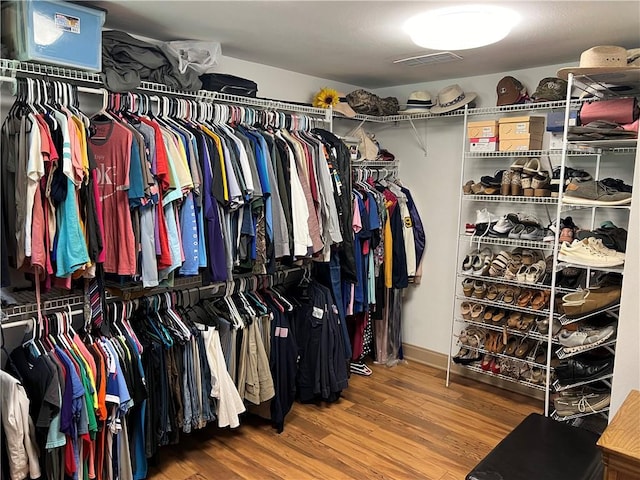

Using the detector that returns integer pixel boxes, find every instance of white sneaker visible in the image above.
[558,239,624,268]
[586,237,625,261]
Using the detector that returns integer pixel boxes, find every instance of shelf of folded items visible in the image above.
[461,234,553,251]
[567,139,638,151]
[462,194,559,204]
[464,149,596,158]
[551,406,610,422]
[458,363,548,391]
[555,338,617,360]
[455,294,559,319]
[455,316,558,344]
[558,303,620,326]
[556,261,625,275]
[333,109,465,123]
[553,374,613,393]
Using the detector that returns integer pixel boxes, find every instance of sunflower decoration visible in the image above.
[313,87,340,109]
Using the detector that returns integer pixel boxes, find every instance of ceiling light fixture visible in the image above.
[403,5,521,51]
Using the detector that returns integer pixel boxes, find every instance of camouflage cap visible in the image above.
[532,77,568,102]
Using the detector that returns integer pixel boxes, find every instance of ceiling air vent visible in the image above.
[393,51,463,67]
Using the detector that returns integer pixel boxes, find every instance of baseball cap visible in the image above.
[496,76,529,106]
[531,77,568,102]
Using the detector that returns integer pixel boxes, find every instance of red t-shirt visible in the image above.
[89,119,137,276]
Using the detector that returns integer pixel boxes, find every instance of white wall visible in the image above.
[610,145,640,418]
[210,55,359,104]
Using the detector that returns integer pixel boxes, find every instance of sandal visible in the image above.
[462,180,475,195]
[461,301,473,319]
[523,157,542,175]
[462,249,480,274]
[481,354,493,371]
[504,336,519,356]
[492,309,507,326]
[502,287,520,305]
[490,357,501,374]
[472,280,487,299]
[483,307,496,323]
[516,264,529,283]
[507,311,522,328]
[514,339,533,359]
[517,289,534,308]
[525,260,547,284]
[486,284,500,301]
[510,157,528,171]
[531,290,550,310]
[517,314,536,332]
[470,303,485,321]
[462,278,474,297]
[489,251,511,277]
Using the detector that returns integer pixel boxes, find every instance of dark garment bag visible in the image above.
[199,73,258,97]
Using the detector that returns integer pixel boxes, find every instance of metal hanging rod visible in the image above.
[0,58,331,120]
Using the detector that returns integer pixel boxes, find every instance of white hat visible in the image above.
[430,84,477,114]
[557,45,640,80]
[399,91,433,113]
[334,91,358,118]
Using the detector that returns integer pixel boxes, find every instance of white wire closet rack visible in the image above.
[0,58,332,120]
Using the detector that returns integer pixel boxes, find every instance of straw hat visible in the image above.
[399,91,433,113]
[334,92,358,118]
[431,84,477,114]
[557,45,640,80]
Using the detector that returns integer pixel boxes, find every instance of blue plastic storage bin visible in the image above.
[2,0,106,72]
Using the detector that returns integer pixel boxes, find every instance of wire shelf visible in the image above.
[455,294,558,318]
[456,360,547,391]
[551,406,610,422]
[467,100,585,116]
[558,303,620,326]
[455,316,555,344]
[465,149,596,158]
[553,374,613,393]
[556,261,625,275]
[351,160,399,168]
[461,234,554,251]
[561,204,632,212]
[0,58,330,117]
[1,291,86,320]
[457,273,556,293]
[556,338,617,360]
[462,194,559,204]
[568,139,638,151]
[334,109,465,123]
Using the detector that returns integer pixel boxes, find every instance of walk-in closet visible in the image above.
[1,2,639,479]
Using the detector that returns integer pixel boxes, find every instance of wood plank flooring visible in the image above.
[147,361,541,480]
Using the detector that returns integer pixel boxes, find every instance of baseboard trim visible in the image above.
[402,343,448,370]
[401,343,544,400]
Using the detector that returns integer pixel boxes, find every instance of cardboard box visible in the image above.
[467,120,499,138]
[546,110,578,132]
[469,137,498,152]
[498,116,546,139]
[1,0,106,71]
[499,135,543,152]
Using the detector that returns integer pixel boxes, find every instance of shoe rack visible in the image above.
[446,74,637,430]
[547,71,638,428]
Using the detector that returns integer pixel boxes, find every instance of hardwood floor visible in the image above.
[147,361,541,480]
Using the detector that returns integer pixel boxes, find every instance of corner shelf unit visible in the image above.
[446,71,638,430]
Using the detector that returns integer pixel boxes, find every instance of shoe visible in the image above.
[561,286,622,318]
[511,170,522,196]
[492,214,518,235]
[554,356,614,384]
[481,169,508,187]
[516,212,542,226]
[520,225,545,241]
[585,238,625,261]
[510,158,528,171]
[564,179,632,205]
[559,227,574,243]
[488,251,511,277]
[558,325,616,352]
[465,223,476,235]
[350,361,373,376]
[453,347,481,365]
[575,227,627,253]
[472,280,487,299]
[462,278,474,297]
[523,157,542,174]
[501,170,512,196]
[554,393,610,417]
[558,239,625,268]
[525,260,546,284]
[508,223,526,239]
[599,177,632,193]
[532,171,551,197]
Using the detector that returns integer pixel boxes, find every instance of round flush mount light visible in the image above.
[403,5,521,50]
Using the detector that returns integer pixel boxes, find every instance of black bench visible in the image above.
[467,413,603,480]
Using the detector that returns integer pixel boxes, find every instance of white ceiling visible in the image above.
[86,0,640,89]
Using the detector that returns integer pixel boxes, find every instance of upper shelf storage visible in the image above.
[0,58,332,117]
[333,99,586,123]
